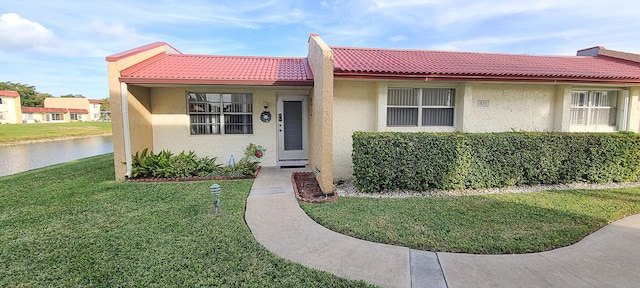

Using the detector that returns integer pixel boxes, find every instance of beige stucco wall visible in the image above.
[107,44,173,181]
[45,97,90,110]
[307,34,334,193]
[331,80,640,180]
[332,80,377,180]
[466,83,556,132]
[150,87,309,166]
[127,85,153,159]
[0,96,22,124]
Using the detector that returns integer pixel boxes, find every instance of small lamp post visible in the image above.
[210,183,221,214]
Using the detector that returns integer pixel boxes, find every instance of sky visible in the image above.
[1,0,640,100]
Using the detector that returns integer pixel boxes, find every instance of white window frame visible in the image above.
[387,88,455,127]
[570,90,619,131]
[48,113,63,121]
[188,92,253,135]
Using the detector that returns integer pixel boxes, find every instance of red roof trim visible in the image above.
[334,73,640,85]
[21,107,90,113]
[0,90,20,97]
[118,77,314,86]
[302,58,314,80]
[106,42,182,61]
[88,99,102,104]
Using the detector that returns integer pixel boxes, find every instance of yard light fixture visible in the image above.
[210,183,221,214]
[228,155,236,167]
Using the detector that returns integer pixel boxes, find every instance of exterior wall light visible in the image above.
[210,183,221,214]
[260,101,271,123]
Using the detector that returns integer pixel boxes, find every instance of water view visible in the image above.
[0,136,113,177]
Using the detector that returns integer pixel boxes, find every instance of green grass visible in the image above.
[0,154,372,287]
[0,122,112,143]
[301,188,640,254]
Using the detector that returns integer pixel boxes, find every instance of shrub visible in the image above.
[352,131,640,193]
[130,149,221,179]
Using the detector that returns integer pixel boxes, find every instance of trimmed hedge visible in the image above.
[352,131,640,193]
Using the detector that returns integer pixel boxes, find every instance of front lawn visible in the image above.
[0,122,112,144]
[301,188,640,254]
[0,154,370,287]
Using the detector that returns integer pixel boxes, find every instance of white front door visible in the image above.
[277,95,308,163]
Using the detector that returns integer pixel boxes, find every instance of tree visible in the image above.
[60,94,86,98]
[0,81,46,107]
[100,97,110,111]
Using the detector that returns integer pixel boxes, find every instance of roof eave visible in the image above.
[333,72,640,85]
[118,77,314,87]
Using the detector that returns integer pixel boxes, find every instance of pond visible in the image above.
[0,136,113,177]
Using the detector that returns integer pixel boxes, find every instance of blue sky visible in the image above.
[1,0,639,100]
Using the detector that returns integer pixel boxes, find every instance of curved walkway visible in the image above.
[245,167,640,288]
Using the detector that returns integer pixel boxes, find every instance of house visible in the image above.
[0,91,22,124]
[89,99,104,121]
[106,35,640,192]
[44,97,97,122]
[21,107,89,123]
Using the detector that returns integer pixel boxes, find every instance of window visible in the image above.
[0,111,4,120]
[188,92,253,135]
[570,90,617,126]
[70,113,78,121]
[387,88,455,126]
[48,113,63,121]
[0,98,3,104]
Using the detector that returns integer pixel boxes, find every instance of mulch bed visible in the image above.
[128,167,261,182]
[292,171,338,203]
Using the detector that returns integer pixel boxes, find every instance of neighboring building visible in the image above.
[21,107,89,123]
[89,99,104,121]
[44,98,89,122]
[0,91,22,124]
[106,35,640,192]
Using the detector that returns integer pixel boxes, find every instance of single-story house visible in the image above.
[0,91,22,124]
[21,107,89,123]
[44,97,103,122]
[106,34,640,192]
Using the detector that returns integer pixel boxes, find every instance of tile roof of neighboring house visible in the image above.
[118,53,314,86]
[0,90,20,97]
[21,107,88,114]
[89,99,103,104]
[331,47,640,83]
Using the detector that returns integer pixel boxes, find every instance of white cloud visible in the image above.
[388,35,406,42]
[0,13,55,51]
[90,20,137,39]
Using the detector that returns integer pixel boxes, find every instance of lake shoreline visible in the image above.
[0,132,113,147]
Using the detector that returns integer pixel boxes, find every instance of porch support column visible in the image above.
[627,87,640,132]
[554,85,572,132]
[376,82,388,132]
[458,83,473,132]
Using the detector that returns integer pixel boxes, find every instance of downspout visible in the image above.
[121,82,132,178]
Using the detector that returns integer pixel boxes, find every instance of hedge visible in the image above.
[352,131,640,193]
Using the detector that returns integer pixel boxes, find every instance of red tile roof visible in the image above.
[89,99,102,104]
[0,90,20,98]
[332,47,640,83]
[21,107,88,114]
[119,53,314,86]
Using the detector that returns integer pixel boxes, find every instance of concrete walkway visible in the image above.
[245,167,640,288]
